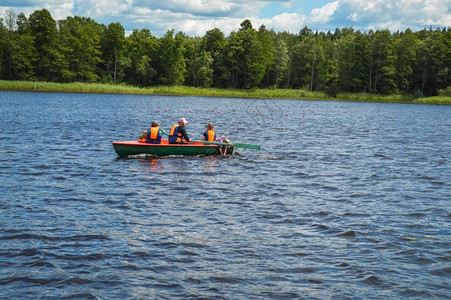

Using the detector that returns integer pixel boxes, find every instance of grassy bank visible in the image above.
[1,80,450,105]
[0,80,332,99]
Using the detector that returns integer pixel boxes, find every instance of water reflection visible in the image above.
[202,157,219,172]
[140,158,164,173]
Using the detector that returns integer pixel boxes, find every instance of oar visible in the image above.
[193,140,260,150]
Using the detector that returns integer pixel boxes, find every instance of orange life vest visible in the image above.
[169,124,183,143]
[149,127,160,140]
[204,130,216,142]
[141,127,162,143]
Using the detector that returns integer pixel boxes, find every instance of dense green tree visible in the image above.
[275,31,298,89]
[1,9,449,96]
[184,36,202,86]
[28,9,60,81]
[240,23,267,88]
[321,33,339,96]
[58,16,104,82]
[221,30,242,88]
[102,22,126,84]
[157,30,186,85]
[415,28,450,95]
[125,29,158,86]
[333,29,370,92]
[350,31,371,92]
[291,29,317,89]
[369,30,397,93]
[225,19,268,89]
[442,28,451,93]
[16,12,28,33]
[7,13,37,80]
[0,17,8,79]
[10,30,37,80]
[3,8,16,79]
[273,39,289,88]
[257,25,276,87]
[216,20,269,89]
[203,28,226,87]
[197,50,214,87]
[394,29,419,93]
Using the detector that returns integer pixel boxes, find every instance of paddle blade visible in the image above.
[192,140,260,150]
[233,143,260,150]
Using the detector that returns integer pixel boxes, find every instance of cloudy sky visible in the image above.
[1,0,450,36]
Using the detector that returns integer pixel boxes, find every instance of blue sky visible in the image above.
[1,0,450,36]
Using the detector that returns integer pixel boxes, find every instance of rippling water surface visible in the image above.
[1,91,450,299]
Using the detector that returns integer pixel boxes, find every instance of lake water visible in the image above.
[1,91,450,299]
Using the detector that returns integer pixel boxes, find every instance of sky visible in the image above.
[1,0,450,36]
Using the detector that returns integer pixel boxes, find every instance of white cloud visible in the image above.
[160,0,233,15]
[310,1,339,24]
[270,13,307,32]
[282,0,296,9]
[75,0,133,17]
[335,0,451,30]
[177,18,239,36]
[48,1,73,20]
[132,0,262,17]
[0,0,73,21]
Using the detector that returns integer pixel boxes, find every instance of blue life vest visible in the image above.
[169,124,183,143]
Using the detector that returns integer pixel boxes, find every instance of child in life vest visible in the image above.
[202,123,216,142]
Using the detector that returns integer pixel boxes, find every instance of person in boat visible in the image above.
[139,121,167,144]
[202,123,216,142]
[215,135,230,156]
[169,118,191,144]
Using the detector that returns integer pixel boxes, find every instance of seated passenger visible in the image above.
[168,118,190,144]
[139,121,165,144]
[202,123,216,142]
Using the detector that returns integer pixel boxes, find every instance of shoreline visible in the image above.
[1,80,450,105]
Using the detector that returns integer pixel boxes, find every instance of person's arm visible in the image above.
[139,129,147,139]
[160,128,170,136]
[202,131,206,141]
[179,126,190,142]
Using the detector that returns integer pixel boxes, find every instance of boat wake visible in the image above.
[258,154,284,160]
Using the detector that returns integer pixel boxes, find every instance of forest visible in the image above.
[0,8,450,97]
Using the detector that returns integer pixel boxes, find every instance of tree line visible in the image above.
[0,9,450,96]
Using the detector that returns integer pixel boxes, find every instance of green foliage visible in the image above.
[0,9,450,97]
[0,18,8,78]
[28,9,59,81]
[395,29,419,93]
[58,16,104,82]
[10,32,37,80]
[197,50,214,87]
[126,29,158,86]
[102,22,126,84]
[219,20,271,89]
[157,30,186,85]
[440,86,451,96]
[273,39,289,88]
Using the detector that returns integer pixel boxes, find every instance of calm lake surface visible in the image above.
[1,91,450,299]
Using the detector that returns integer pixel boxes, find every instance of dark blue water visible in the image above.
[1,91,450,299]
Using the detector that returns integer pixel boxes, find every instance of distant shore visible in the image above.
[1,80,450,105]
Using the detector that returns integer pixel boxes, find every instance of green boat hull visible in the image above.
[112,140,233,157]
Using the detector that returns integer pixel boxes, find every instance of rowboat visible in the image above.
[112,140,234,157]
